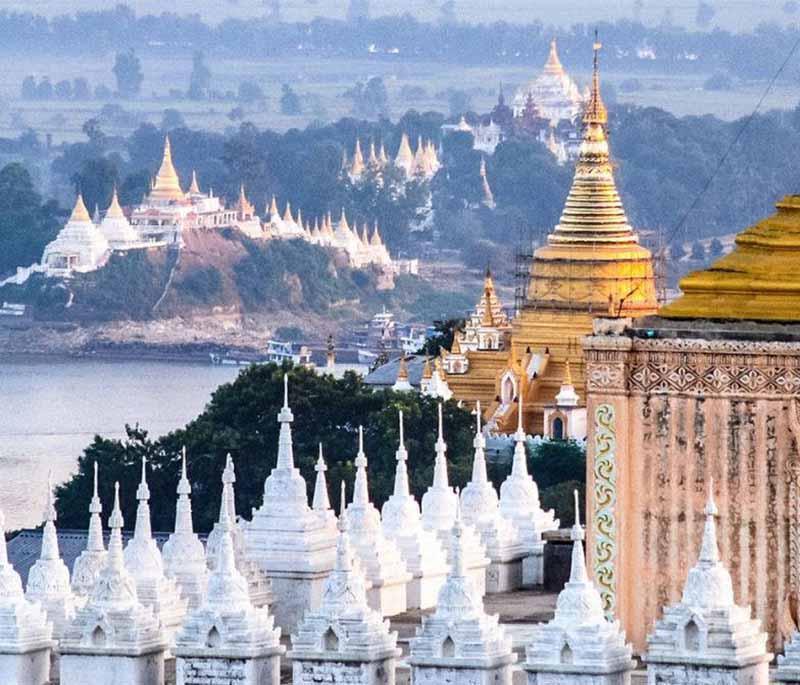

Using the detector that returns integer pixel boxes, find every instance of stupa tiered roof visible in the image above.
[162,448,208,611]
[312,444,338,539]
[147,136,185,203]
[380,412,449,610]
[525,491,634,682]
[71,462,107,598]
[98,187,139,249]
[41,193,110,275]
[344,426,411,616]
[24,473,77,639]
[122,458,187,645]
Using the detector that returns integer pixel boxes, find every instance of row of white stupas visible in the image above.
[345,133,441,183]
[262,198,392,269]
[2,137,406,285]
[1,377,791,684]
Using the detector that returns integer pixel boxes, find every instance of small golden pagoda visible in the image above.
[148,136,185,203]
[446,38,658,433]
[659,195,800,322]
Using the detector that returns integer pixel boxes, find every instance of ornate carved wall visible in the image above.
[584,333,800,653]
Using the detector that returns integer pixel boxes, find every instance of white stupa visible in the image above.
[245,375,336,633]
[499,398,557,586]
[421,403,490,597]
[72,462,108,598]
[460,401,526,594]
[41,193,110,277]
[0,507,54,685]
[162,448,208,611]
[25,472,77,640]
[175,482,284,685]
[644,481,771,684]
[345,426,411,616]
[380,411,449,610]
[289,483,400,685]
[409,501,516,685]
[206,454,273,611]
[60,483,167,685]
[312,443,338,539]
[524,491,634,685]
[122,458,187,647]
[98,187,139,249]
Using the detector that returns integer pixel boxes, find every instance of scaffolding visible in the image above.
[514,224,534,317]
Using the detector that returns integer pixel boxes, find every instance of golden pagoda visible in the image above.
[446,38,658,433]
[659,195,800,322]
[70,192,92,223]
[148,136,185,203]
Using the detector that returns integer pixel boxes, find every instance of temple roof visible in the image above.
[70,193,91,223]
[659,195,800,322]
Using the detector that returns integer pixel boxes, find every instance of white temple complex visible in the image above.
[245,376,337,633]
[40,193,110,277]
[346,133,439,182]
[380,411,449,610]
[344,426,411,616]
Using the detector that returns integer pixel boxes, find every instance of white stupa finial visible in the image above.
[699,477,719,564]
[353,426,369,505]
[569,489,588,582]
[312,444,332,512]
[276,374,295,470]
[87,461,104,551]
[137,456,150,502]
[393,411,410,497]
[178,446,191,496]
[108,482,124,569]
[471,401,487,484]
[511,397,529,477]
[433,403,449,488]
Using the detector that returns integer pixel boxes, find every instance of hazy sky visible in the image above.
[0,1,791,32]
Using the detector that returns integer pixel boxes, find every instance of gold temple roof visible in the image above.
[544,38,565,76]
[105,187,125,219]
[660,195,800,322]
[70,193,91,223]
[526,38,657,317]
[149,136,184,202]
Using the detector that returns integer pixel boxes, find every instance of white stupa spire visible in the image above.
[313,443,332,512]
[72,461,108,596]
[162,447,208,610]
[276,373,295,470]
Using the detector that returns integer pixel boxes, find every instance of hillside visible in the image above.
[0,228,474,333]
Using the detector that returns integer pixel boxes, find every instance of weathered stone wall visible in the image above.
[583,333,800,653]
[292,657,395,685]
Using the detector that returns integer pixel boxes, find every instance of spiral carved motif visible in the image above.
[593,403,617,619]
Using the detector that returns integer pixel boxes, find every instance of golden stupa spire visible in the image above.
[584,32,608,126]
[396,356,409,383]
[269,196,279,217]
[70,193,91,222]
[422,356,433,380]
[105,186,125,219]
[149,136,184,202]
[544,37,565,76]
[563,359,573,386]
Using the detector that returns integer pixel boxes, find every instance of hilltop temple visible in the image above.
[4,136,412,285]
[444,40,658,435]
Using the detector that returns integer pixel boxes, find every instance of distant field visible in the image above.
[0,0,792,31]
[0,51,795,146]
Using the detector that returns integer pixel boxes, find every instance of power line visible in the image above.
[666,32,800,246]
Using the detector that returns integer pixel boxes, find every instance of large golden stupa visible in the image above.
[660,194,800,321]
[445,40,658,433]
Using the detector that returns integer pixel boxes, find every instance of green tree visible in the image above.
[54,80,72,100]
[188,51,211,100]
[709,238,724,258]
[21,76,36,99]
[0,163,59,276]
[161,109,186,132]
[690,241,706,261]
[113,49,144,98]
[238,81,265,104]
[280,84,302,115]
[73,78,90,100]
[71,158,119,215]
[421,318,464,355]
[345,77,389,119]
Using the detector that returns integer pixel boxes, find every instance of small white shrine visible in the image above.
[644,482,771,685]
[175,485,284,685]
[245,376,336,632]
[162,448,209,611]
[289,483,400,685]
[524,491,634,685]
[543,361,587,441]
[25,473,77,640]
[460,402,525,594]
[380,411,449,610]
[71,462,108,598]
[499,399,558,586]
[60,483,167,685]
[409,502,516,685]
[421,403,490,597]
[312,444,338,539]
[345,426,411,616]
[122,458,187,646]
[0,507,54,685]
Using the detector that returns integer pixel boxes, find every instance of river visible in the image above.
[0,359,242,531]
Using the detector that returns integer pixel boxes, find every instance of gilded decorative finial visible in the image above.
[585,29,607,126]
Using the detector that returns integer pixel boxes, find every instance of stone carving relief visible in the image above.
[650,665,741,685]
[593,403,617,619]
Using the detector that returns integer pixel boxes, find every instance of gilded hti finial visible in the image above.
[585,30,607,126]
